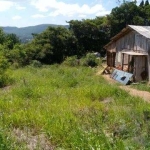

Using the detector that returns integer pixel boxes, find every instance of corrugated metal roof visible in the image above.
[128,25,150,39]
[104,25,150,49]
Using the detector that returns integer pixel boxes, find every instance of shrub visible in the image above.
[30,60,42,67]
[81,53,99,67]
[63,56,80,67]
[0,57,12,87]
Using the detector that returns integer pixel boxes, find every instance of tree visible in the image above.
[5,33,20,49]
[68,17,110,56]
[23,26,78,64]
[145,0,149,6]
[107,1,142,36]
[5,44,26,66]
[0,28,5,44]
[140,0,144,7]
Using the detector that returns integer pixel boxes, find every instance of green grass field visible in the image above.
[0,65,150,149]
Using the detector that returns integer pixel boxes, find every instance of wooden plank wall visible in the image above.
[116,31,135,53]
[135,34,148,52]
[107,42,116,52]
[147,40,150,81]
[107,51,116,67]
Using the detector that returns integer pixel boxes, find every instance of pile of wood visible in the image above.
[102,66,114,74]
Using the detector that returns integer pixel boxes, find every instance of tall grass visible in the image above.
[0,65,150,149]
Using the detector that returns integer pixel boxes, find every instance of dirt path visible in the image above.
[120,86,150,103]
[102,74,150,103]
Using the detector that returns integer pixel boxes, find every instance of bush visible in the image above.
[0,57,12,87]
[63,56,80,67]
[30,60,42,67]
[81,53,99,67]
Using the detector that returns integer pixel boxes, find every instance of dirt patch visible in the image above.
[120,86,150,103]
[101,97,114,104]
[102,74,117,84]
[102,74,150,103]
[13,128,55,150]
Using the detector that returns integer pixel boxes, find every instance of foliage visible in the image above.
[107,0,150,36]
[107,1,140,36]
[23,26,77,64]
[17,18,109,66]
[4,44,26,67]
[30,60,42,67]
[81,53,100,67]
[68,17,110,56]
[5,34,20,49]
[140,0,144,7]
[0,132,11,150]
[63,56,79,67]
[0,57,12,87]
[0,29,6,45]
[145,0,149,6]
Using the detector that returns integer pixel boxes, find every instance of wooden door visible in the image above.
[134,56,148,81]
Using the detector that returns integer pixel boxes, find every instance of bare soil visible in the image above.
[102,74,150,103]
[13,128,55,150]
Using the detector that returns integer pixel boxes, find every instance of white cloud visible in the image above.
[16,5,26,10]
[96,10,111,16]
[32,14,46,18]
[78,14,87,18]
[12,15,22,20]
[31,0,109,17]
[0,1,14,11]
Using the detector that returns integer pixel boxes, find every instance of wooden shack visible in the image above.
[104,25,150,81]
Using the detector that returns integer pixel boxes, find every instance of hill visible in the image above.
[1,24,68,43]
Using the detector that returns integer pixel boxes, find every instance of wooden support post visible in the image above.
[122,53,124,70]
[111,52,113,67]
[128,55,130,72]
[148,55,150,82]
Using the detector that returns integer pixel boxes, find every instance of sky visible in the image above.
[0,0,141,27]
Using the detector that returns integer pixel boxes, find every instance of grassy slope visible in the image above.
[131,82,150,92]
[0,65,150,149]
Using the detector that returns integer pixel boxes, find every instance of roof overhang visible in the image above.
[122,51,148,56]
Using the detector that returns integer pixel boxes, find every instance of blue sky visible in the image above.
[0,0,140,27]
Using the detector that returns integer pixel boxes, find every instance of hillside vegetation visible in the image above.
[0,65,150,149]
